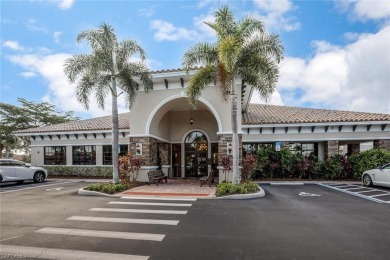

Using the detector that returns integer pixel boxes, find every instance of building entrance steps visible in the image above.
[120,178,217,198]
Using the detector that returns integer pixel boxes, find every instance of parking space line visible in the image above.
[318,183,385,203]
[270,182,304,185]
[0,245,149,260]
[89,208,188,214]
[331,185,354,188]
[36,227,165,241]
[344,187,366,191]
[355,189,384,193]
[368,193,390,198]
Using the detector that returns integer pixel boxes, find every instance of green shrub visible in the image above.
[45,165,112,178]
[314,155,343,179]
[87,182,132,194]
[349,149,390,179]
[216,181,259,197]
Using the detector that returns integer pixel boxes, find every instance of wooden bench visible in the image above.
[200,170,215,187]
[147,170,168,186]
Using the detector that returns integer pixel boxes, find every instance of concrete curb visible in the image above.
[214,185,265,200]
[78,188,119,197]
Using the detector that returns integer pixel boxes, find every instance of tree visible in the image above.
[64,23,153,184]
[182,6,283,184]
[0,98,78,158]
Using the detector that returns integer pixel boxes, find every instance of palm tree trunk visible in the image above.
[231,86,240,185]
[111,79,119,184]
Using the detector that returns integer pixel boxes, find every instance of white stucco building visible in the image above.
[14,69,390,182]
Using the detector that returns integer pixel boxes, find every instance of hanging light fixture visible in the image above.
[190,107,194,125]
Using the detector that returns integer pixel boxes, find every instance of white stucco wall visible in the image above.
[131,83,243,137]
[29,132,129,166]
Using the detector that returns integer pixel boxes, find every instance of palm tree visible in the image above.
[64,23,153,183]
[182,6,283,184]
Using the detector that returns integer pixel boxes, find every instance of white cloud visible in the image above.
[150,20,197,41]
[150,11,217,42]
[138,7,154,17]
[267,25,390,114]
[57,0,74,10]
[19,71,37,78]
[193,14,216,38]
[53,31,62,43]
[254,0,293,15]
[251,89,284,106]
[26,19,47,33]
[197,0,227,8]
[2,40,24,51]
[7,53,128,118]
[335,0,390,21]
[252,0,300,32]
[343,32,360,42]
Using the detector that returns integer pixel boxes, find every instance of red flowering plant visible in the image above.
[118,153,143,183]
[241,153,258,182]
[219,154,232,182]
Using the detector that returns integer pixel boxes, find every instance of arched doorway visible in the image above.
[184,131,208,178]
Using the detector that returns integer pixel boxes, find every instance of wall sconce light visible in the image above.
[227,142,232,155]
[135,143,143,155]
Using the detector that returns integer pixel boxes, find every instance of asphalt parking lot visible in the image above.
[1,181,389,260]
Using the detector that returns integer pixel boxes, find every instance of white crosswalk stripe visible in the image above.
[89,207,188,214]
[108,201,192,207]
[4,196,193,258]
[121,196,197,201]
[36,227,165,241]
[67,215,180,225]
[0,245,149,260]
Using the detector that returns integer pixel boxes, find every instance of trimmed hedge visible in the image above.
[44,165,112,178]
[349,149,390,179]
[216,181,259,197]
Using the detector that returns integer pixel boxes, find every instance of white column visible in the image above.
[66,145,73,165]
[318,142,324,161]
[96,145,103,165]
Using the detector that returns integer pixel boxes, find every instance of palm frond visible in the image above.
[95,75,111,109]
[217,35,240,73]
[238,56,279,100]
[75,75,94,110]
[64,54,92,83]
[116,69,139,109]
[185,66,215,107]
[121,62,153,92]
[213,5,236,38]
[182,42,218,72]
[117,39,146,63]
[216,62,233,102]
[242,33,284,63]
[238,16,265,41]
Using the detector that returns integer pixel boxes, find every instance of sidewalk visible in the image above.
[120,179,217,198]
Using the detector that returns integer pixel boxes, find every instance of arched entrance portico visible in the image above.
[142,96,220,179]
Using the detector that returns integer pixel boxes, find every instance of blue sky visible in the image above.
[1,0,389,119]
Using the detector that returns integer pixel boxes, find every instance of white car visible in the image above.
[0,159,48,184]
[362,163,390,188]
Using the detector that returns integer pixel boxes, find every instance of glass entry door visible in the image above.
[184,131,208,178]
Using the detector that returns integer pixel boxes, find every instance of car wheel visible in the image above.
[33,172,45,183]
[363,174,373,187]
[17,180,24,184]
[0,175,2,183]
